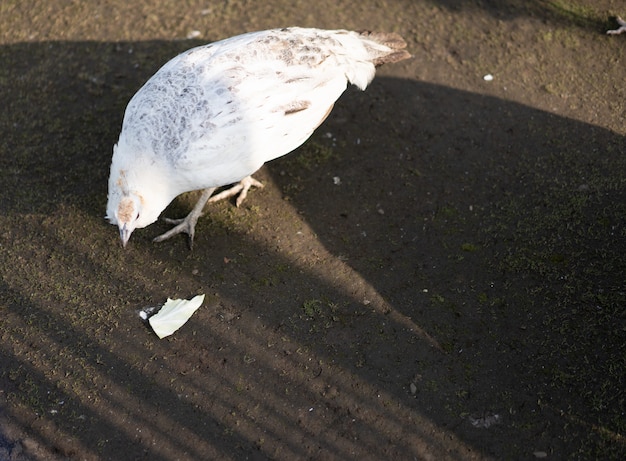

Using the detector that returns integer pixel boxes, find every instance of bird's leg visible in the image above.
[153,187,216,248]
[207,175,264,207]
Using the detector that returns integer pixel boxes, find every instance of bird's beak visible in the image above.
[119,223,132,248]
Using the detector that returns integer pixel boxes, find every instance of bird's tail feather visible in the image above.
[358,31,412,66]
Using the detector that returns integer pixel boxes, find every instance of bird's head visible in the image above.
[109,194,141,247]
[107,188,168,247]
[106,142,172,247]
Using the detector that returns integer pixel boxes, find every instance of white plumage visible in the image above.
[106,27,410,247]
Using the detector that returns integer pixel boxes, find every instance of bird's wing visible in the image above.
[120,29,365,190]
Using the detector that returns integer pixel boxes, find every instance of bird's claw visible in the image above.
[153,214,199,249]
[152,176,262,248]
[208,176,264,207]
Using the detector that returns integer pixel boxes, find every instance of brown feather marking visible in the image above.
[283,100,311,115]
[358,30,412,66]
[372,50,412,67]
[358,31,408,50]
[118,196,135,223]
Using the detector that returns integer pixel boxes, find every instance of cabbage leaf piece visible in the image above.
[148,294,205,338]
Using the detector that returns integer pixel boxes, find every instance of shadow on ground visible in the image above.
[0,39,624,460]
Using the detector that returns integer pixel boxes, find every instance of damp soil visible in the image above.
[0,1,625,460]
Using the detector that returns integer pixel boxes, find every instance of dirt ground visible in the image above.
[0,1,625,460]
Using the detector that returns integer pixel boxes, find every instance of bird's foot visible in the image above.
[153,212,201,247]
[607,16,626,35]
[153,187,216,249]
[208,175,264,207]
